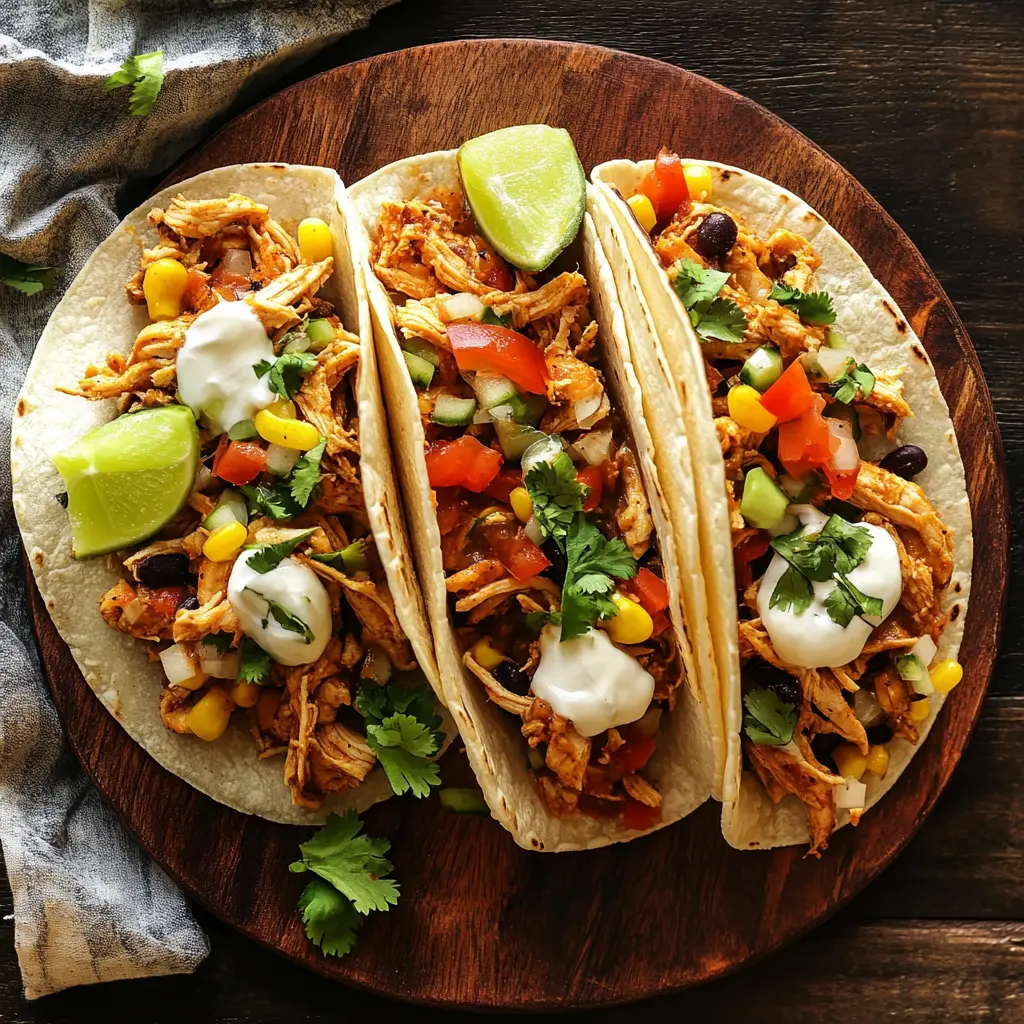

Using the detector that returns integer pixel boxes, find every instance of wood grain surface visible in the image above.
[21,35,1008,1011]
[5,0,1023,1020]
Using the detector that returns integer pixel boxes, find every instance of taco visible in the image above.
[13,163,452,825]
[347,143,715,851]
[590,152,972,853]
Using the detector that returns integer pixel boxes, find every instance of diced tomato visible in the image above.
[760,360,815,423]
[577,464,604,512]
[623,567,670,614]
[823,462,859,501]
[425,436,503,493]
[183,268,212,311]
[143,586,190,619]
[614,737,657,775]
[434,489,466,534]
[777,395,839,477]
[479,250,514,292]
[734,532,772,589]
[651,610,671,637]
[640,147,690,223]
[212,437,267,486]
[483,467,522,503]
[448,323,549,395]
[484,525,551,581]
[621,798,662,832]
[209,267,251,293]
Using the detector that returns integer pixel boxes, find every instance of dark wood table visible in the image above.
[3,1,1022,1020]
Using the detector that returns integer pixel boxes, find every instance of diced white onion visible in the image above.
[160,642,199,685]
[266,443,302,476]
[442,292,486,322]
[360,643,393,685]
[198,644,240,679]
[769,511,799,537]
[573,393,603,428]
[909,635,938,668]
[220,248,253,279]
[853,687,884,727]
[122,599,144,625]
[472,407,493,425]
[816,347,856,381]
[827,419,861,471]
[521,435,565,477]
[568,428,613,466]
[488,403,513,421]
[834,777,867,810]
[524,516,546,546]
[194,465,214,491]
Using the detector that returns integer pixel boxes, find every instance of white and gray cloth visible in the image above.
[0,0,395,999]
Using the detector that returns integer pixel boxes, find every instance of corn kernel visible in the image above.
[188,686,233,742]
[470,638,505,671]
[143,258,188,321]
[727,384,778,433]
[267,398,297,420]
[684,164,714,202]
[232,681,261,708]
[605,592,654,645]
[909,696,931,723]
[832,742,867,782]
[203,519,247,561]
[178,670,207,692]
[930,659,963,694]
[627,193,657,233]
[256,687,282,732]
[297,217,333,264]
[509,487,533,524]
[865,744,890,777]
[254,409,321,450]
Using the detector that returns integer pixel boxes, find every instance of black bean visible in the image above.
[694,212,738,258]
[743,661,802,707]
[179,597,200,611]
[494,660,531,695]
[134,553,191,588]
[866,724,894,745]
[539,539,567,585]
[880,444,928,479]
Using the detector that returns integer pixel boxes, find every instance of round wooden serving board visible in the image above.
[27,40,1008,1010]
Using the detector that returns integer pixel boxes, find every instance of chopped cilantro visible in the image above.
[289,437,326,507]
[480,306,512,327]
[524,451,587,550]
[245,529,316,574]
[671,259,731,308]
[298,877,362,958]
[769,282,836,326]
[524,610,562,632]
[829,362,876,404]
[237,635,271,684]
[1,255,52,296]
[768,565,812,615]
[241,481,301,521]
[819,515,873,571]
[246,590,314,643]
[560,514,636,642]
[253,351,318,400]
[670,258,747,343]
[770,527,836,582]
[742,687,798,746]
[104,50,164,117]
[691,297,748,343]
[205,632,234,655]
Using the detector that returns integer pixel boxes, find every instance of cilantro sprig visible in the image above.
[524,451,588,548]
[290,811,399,958]
[104,50,165,117]
[245,529,316,574]
[238,635,271,684]
[560,514,636,641]
[289,437,326,507]
[670,258,747,343]
[829,362,876,404]
[254,352,318,399]
[743,687,798,746]
[769,282,836,326]
[480,306,512,328]
[356,682,444,798]
[245,589,314,643]
[1,255,52,296]
[241,480,302,521]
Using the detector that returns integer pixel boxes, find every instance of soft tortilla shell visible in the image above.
[13,163,444,824]
[348,152,713,851]
[591,159,973,849]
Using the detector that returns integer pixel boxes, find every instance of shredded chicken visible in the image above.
[615,446,653,559]
[445,559,505,593]
[521,699,590,790]
[153,194,270,238]
[453,575,560,614]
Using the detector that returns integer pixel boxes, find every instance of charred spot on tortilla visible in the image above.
[718,170,734,181]
[881,299,898,318]
[33,551,43,567]
[950,604,960,621]
[912,344,928,361]
[16,397,26,416]
[954,581,962,593]
[895,319,907,334]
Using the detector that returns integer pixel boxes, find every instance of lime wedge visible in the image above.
[458,125,586,272]
[53,405,200,558]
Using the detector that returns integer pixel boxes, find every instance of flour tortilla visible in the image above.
[591,159,973,849]
[12,163,447,824]
[348,151,714,851]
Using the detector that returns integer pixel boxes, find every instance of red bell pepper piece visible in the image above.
[622,567,670,615]
[760,360,815,423]
[447,323,548,395]
[425,436,503,492]
[577,464,604,513]
[484,524,551,581]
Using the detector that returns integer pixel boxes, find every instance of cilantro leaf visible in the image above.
[769,282,836,326]
[480,306,512,327]
[246,589,314,643]
[289,437,326,508]
[524,451,587,550]
[769,565,813,615]
[206,632,234,655]
[692,297,748,342]
[829,362,876,404]
[298,877,362,958]
[1,255,51,296]
[245,529,316,574]
[104,50,164,117]
[823,579,858,627]
[560,514,636,642]
[365,713,442,798]
[770,527,836,582]
[670,259,731,308]
[237,635,271,684]
[524,610,562,632]
[356,680,442,735]
[241,481,302,521]
[254,352,317,399]
[835,573,884,619]
[742,687,798,746]
[289,810,399,914]
[819,515,873,572]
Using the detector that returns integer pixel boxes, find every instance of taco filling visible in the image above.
[370,190,684,831]
[624,150,962,853]
[57,193,440,811]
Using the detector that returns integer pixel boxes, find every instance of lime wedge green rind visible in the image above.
[457,125,586,272]
[52,404,200,559]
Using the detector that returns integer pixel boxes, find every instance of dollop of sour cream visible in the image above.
[227,550,331,667]
[530,624,655,737]
[757,504,903,669]
[177,301,275,435]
